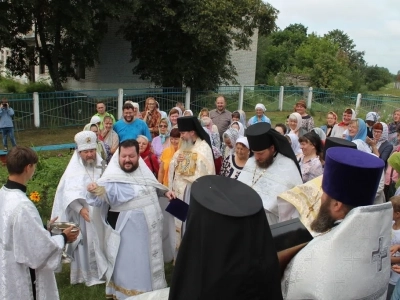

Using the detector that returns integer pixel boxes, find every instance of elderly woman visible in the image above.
[220,137,250,179]
[183,110,193,116]
[346,118,371,153]
[222,128,239,158]
[137,135,159,177]
[294,100,314,132]
[388,109,400,146]
[158,128,180,187]
[230,121,245,136]
[168,107,182,128]
[298,132,323,183]
[287,112,307,137]
[151,118,171,162]
[247,103,270,126]
[331,108,356,138]
[232,110,247,129]
[320,111,338,137]
[142,97,161,138]
[366,122,393,167]
[98,115,119,162]
[285,133,302,159]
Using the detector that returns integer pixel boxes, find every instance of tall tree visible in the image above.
[1,0,126,90]
[121,0,278,89]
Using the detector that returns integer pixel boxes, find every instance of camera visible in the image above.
[2,103,7,108]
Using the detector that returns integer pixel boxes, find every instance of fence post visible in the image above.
[238,85,244,110]
[355,93,362,113]
[307,87,313,109]
[33,92,40,128]
[117,88,123,120]
[278,86,284,111]
[185,87,191,110]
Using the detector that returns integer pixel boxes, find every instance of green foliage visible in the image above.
[121,0,278,90]
[25,81,54,93]
[1,0,128,90]
[256,24,394,93]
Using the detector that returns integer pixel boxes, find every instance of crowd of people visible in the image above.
[3,95,400,300]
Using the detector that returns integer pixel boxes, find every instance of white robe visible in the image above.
[51,151,104,286]
[237,154,303,225]
[0,187,64,300]
[88,152,168,300]
[126,288,170,299]
[282,202,392,300]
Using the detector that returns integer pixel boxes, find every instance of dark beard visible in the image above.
[120,161,139,173]
[255,155,274,169]
[310,198,336,233]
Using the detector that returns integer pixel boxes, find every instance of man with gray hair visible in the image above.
[51,131,105,286]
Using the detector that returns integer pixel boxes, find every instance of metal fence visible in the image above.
[1,85,400,130]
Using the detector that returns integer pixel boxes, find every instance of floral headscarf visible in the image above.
[231,121,245,136]
[223,128,240,156]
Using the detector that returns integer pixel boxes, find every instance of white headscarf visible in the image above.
[231,121,245,136]
[288,112,302,132]
[312,128,326,142]
[376,122,389,149]
[183,109,193,116]
[286,133,302,156]
[255,103,266,112]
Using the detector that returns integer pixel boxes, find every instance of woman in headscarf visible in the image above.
[320,111,337,137]
[247,103,270,126]
[312,128,326,146]
[366,122,393,167]
[183,110,193,116]
[142,97,161,138]
[168,107,182,128]
[222,128,239,158]
[158,128,180,187]
[203,126,223,174]
[346,118,371,153]
[388,153,400,196]
[294,100,314,132]
[137,135,159,178]
[151,118,171,162]
[201,117,221,150]
[84,123,108,160]
[98,115,119,163]
[231,110,247,129]
[230,121,245,136]
[298,132,323,183]
[331,108,356,138]
[287,112,307,137]
[220,137,250,179]
[365,111,379,139]
[285,133,303,159]
[388,109,400,146]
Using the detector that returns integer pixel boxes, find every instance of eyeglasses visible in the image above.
[373,130,382,134]
[159,125,168,128]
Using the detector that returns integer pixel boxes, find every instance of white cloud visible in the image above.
[266,0,400,73]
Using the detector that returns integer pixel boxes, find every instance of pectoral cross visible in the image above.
[96,160,107,177]
[371,237,388,272]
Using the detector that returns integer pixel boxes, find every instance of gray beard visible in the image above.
[180,139,194,151]
[82,158,97,168]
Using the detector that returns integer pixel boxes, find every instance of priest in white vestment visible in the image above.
[0,146,79,300]
[169,116,215,200]
[51,131,104,286]
[86,139,176,300]
[281,147,391,300]
[237,122,303,225]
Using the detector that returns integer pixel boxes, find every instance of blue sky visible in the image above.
[267,0,399,74]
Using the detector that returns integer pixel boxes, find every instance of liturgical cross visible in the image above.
[371,237,388,272]
[96,160,107,176]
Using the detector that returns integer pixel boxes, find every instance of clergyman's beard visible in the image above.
[255,155,274,169]
[310,198,336,233]
[120,161,139,173]
[83,158,97,168]
[180,139,194,151]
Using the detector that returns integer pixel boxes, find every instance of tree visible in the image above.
[1,0,127,90]
[121,0,278,89]
[364,65,393,91]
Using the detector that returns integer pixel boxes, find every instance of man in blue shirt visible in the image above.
[0,98,17,151]
[113,102,151,142]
